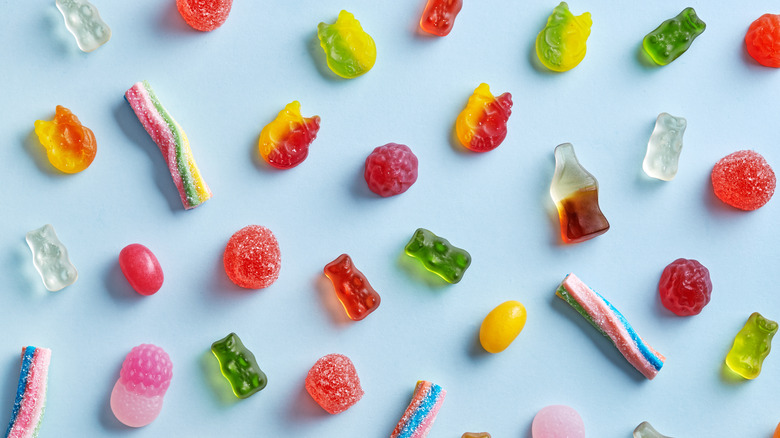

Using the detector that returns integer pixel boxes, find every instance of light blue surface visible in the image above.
[2,1,780,436]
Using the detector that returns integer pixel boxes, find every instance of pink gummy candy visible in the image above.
[711,150,776,211]
[364,143,419,197]
[305,354,363,414]
[110,344,173,428]
[531,405,586,438]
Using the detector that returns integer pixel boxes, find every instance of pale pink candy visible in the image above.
[110,344,172,427]
[532,405,585,438]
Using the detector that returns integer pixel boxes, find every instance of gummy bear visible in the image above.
[642,7,706,66]
[746,14,780,67]
[658,258,712,316]
[317,10,376,79]
[258,101,321,170]
[4,346,51,438]
[119,244,163,296]
[532,405,585,438]
[364,143,419,197]
[177,0,233,31]
[25,224,78,292]
[223,225,281,289]
[305,354,363,414]
[110,344,172,428]
[455,84,513,153]
[419,0,462,37]
[34,105,97,174]
[211,333,267,399]
[711,150,776,211]
[642,113,687,181]
[549,143,610,243]
[324,254,381,321]
[55,0,111,52]
[633,421,671,438]
[725,312,778,379]
[405,228,471,284]
[535,2,592,72]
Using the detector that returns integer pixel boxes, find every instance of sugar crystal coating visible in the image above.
[658,258,712,316]
[364,143,418,197]
[176,0,233,31]
[711,150,776,211]
[531,405,585,438]
[223,225,281,289]
[305,354,363,414]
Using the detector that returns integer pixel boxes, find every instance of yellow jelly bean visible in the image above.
[479,300,527,353]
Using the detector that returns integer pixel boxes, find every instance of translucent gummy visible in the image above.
[55,0,112,52]
[643,113,687,181]
[25,224,78,291]
[633,421,672,438]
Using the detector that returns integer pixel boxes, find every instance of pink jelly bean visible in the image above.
[532,405,586,438]
[110,344,172,428]
[119,244,164,295]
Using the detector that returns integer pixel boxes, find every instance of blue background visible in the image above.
[2,0,780,436]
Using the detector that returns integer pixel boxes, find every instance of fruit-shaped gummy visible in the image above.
[535,2,592,72]
[711,150,776,211]
[658,258,712,316]
[223,225,281,289]
[305,354,363,414]
[258,101,321,169]
[110,344,172,428]
[34,105,97,173]
[317,11,376,78]
[455,83,513,152]
[176,0,233,31]
[364,143,419,197]
[746,14,780,67]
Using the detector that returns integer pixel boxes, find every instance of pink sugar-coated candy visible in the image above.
[110,344,172,428]
[305,354,363,414]
[119,244,163,296]
[532,405,586,438]
[176,0,233,31]
[223,225,281,289]
[711,150,776,211]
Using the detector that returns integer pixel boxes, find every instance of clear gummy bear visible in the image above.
[642,113,687,181]
[55,0,112,52]
[25,224,78,292]
[110,344,172,428]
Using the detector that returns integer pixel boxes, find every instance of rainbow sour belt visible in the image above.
[4,346,51,438]
[391,380,446,438]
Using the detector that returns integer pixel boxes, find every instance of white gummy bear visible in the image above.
[642,112,687,181]
[55,0,111,52]
[25,224,78,292]
[633,421,672,438]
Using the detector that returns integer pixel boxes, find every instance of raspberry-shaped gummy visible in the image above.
[745,14,780,68]
[659,258,712,316]
[305,354,363,414]
[223,225,281,289]
[176,0,233,31]
[364,143,418,197]
[711,150,775,211]
[119,344,173,396]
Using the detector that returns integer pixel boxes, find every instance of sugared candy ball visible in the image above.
[532,405,585,438]
[711,150,775,210]
[364,143,419,197]
[659,258,712,316]
[176,0,233,31]
[119,244,164,296]
[746,14,780,67]
[305,354,363,414]
[223,225,281,289]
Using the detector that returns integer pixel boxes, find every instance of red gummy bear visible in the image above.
[324,254,381,321]
[176,0,233,32]
[223,225,281,289]
[658,258,712,316]
[305,354,363,414]
[364,143,419,197]
[746,14,780,68]
[420,0,463,37]
[711,150,776,211]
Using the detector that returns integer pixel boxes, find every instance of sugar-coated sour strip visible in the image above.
[556,273,665,379]
[125,81,212,209]
[5,346,51,438]
[391,380,446,438]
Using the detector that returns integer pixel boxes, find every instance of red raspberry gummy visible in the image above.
[658,258,712,316]
[223,225,281,289]
[176,0,233,32]
[305,354,363,414]
[745,14,780,68]
[364,143,419,197]
[711,150,776,211]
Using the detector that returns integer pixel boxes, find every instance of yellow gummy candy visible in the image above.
[535,2,592,72]
[317,10,376,79]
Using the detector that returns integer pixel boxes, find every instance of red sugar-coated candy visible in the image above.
[659,258,712,316]
[223,225,281,289]
[711,150,776,211]
[746,14,780,68]
[305,354,363,414]
[176,0,233,32]
[119,244,164,296]
[364,143,419,197]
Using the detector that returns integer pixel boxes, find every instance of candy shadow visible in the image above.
[22,128,67,178]
[448,122,471,155]
[113,101,184,213]
[98,358,129,431]
[208,249,253,299]
[396,252,450,290]
[467,328,490,359]
[719,362,747,385]
[701,174,744,218]
[45,6,81,58]
[103,259,144,303]
[307,33,343,82]
[314,274,352,327]
[636,43,660,70]
[287,382,329,422]
[200,349,240,407]
[158,1,195,34]
[9,244,43,300]
[350,160,374,199]
[0,354,21,424]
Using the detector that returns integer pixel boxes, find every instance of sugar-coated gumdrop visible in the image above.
[34,105,97,174]
[532,405,586,438]
[305,354,363,414]
[364,143,419,197]
[746,14,780,68]
[176,0,233,31]
[658,258,712,316]
[223,225,281,289]
[711,150,776,211]
[119,244,163,296]
[110,344,172,428]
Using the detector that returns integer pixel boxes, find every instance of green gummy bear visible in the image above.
[404,228,471,284]
[725,312,778,379]
[211,333,267,398]
[642,7,706,66]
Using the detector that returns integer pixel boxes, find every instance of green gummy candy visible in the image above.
[404,228,471,284]
[211,332,267,398]
[642,7,706,65]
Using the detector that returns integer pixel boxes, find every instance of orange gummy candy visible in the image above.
[34,105,97,173]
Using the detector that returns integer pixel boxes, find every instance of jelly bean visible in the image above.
[317,11,376,78]
[455,83,513,153]
[305,354,363,414]
[658,258,712,316]
[258,101,320,169]
[419,0,462,37]
[404,228,471,284]
[746,14,780,68]
[211,333,267,399]
[55,0,111,52]
[364,143,419,197]
[25,224,78,292]
[535,2,592,72]
[34,105,97,174]
[479,300,527,353]
[642,7,706,66]
[642,113,687,181]
[4,346,51,438]
[725,312,778,379]
[391,381,446,438]
[532,405,585,438]
[110,344,172,427]
[119,244,163,296]
[177,0,233,31]
[223,225,281,289]
[324,254,381,321]
[711,150,776,211]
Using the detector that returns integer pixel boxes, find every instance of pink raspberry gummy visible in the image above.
[364,143,419,197]
[176,0,233,31]
[711,150,776,211]
[110,344,173,428]
[659,258,713,316]
[223,225,281,289]
[305,354,363,414]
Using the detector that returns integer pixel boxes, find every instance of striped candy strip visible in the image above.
[125,81,212,209]
[391,380,446,438]
[5,346,51,438]
[556,273,665,379]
